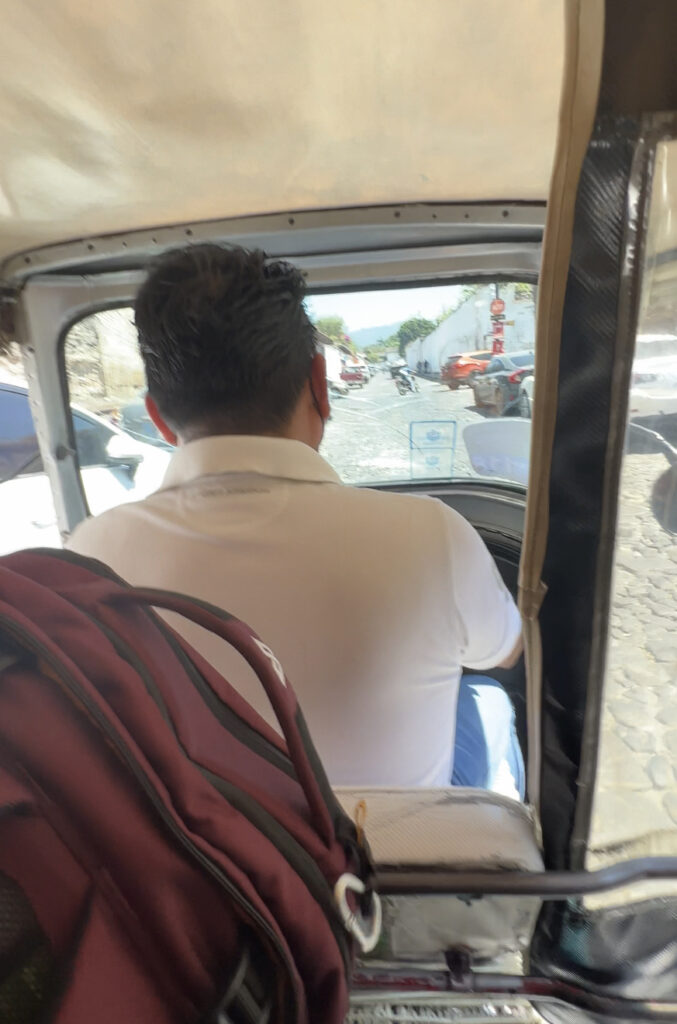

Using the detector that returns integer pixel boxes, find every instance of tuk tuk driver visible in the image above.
[68,244,525,796]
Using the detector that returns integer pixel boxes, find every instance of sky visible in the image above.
[305,284,463,332]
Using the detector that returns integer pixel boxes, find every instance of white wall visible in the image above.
[407,285,535,372]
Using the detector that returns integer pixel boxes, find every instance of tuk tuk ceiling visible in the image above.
[0,0,563,264]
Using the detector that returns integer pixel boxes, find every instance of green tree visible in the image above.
[514,282,535,302]
[396,316,436,357]
[364,341,384,360]
[314,315,347,344]
[456,284,481,308]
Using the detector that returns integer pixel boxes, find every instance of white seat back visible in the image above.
[335,788,543,962]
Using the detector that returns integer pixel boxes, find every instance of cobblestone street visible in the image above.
[590,452,677,858]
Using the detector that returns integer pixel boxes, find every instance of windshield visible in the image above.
[315,281,535,486]
[55,281,536,502]
[0,281,537,554]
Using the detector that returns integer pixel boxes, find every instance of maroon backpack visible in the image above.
[0,549,380,1024]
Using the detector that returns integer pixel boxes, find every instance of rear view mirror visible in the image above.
[105,433,142,480]
[462,419,531,486]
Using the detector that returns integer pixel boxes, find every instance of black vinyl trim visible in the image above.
[570,116,676,866]
[538,116,641,871]
[531,104,677,1002]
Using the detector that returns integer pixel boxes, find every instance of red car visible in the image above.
[441,350,493,389]
[340,364,368,387]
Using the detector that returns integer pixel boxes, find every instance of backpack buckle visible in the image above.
[208,933,273,1024]
[334,873,382,954]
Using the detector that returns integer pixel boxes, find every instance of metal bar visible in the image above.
[376,856,677,897]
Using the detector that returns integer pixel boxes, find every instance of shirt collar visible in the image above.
[158,435,343,491]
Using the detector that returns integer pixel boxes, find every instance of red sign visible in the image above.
[490,298,505,316]
[492,337,504,354]
[492,322,504,337]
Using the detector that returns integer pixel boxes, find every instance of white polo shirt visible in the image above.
[67,436,520,787]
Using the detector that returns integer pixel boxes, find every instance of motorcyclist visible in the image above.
[392,362,417,392]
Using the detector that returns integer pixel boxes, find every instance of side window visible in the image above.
[64,309,171,517]
[0,387,43,479]
[0,362,59,556]
[72,412,113,468]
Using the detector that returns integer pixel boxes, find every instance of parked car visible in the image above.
[120,393,173,448]
[518,373,534,418]
[628,334,677,427]
[441,350,493,390]
[516,336,677,435]
[328,378,350,398]
[340,363,369,387]
[472,351,535,415]
[0,382,170,554]
[626,337,677,453]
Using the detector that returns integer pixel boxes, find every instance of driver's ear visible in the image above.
[145,393,178,446]
[310,352,331,421]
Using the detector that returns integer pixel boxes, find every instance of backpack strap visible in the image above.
[110,588,346,851]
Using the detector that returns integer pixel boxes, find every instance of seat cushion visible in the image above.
[335,788,543,961]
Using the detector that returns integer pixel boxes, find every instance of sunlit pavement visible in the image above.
[321,374,483,484]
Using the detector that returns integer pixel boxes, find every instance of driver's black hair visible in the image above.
[134,243,317,434]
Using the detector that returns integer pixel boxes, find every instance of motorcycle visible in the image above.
[392,366,419,395]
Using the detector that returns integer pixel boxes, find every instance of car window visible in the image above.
[509,353,535,367]
[63,281,536,500]
[64,311,171,515]
[0,387,43,479]
[0,359,60,556]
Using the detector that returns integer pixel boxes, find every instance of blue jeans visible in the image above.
[451,675,525,798]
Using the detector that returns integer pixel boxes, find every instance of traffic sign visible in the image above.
[490,298,505,315]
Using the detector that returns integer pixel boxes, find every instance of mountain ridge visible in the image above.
[347,320,404,350]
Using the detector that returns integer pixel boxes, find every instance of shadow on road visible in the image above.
[466,404,498,419]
